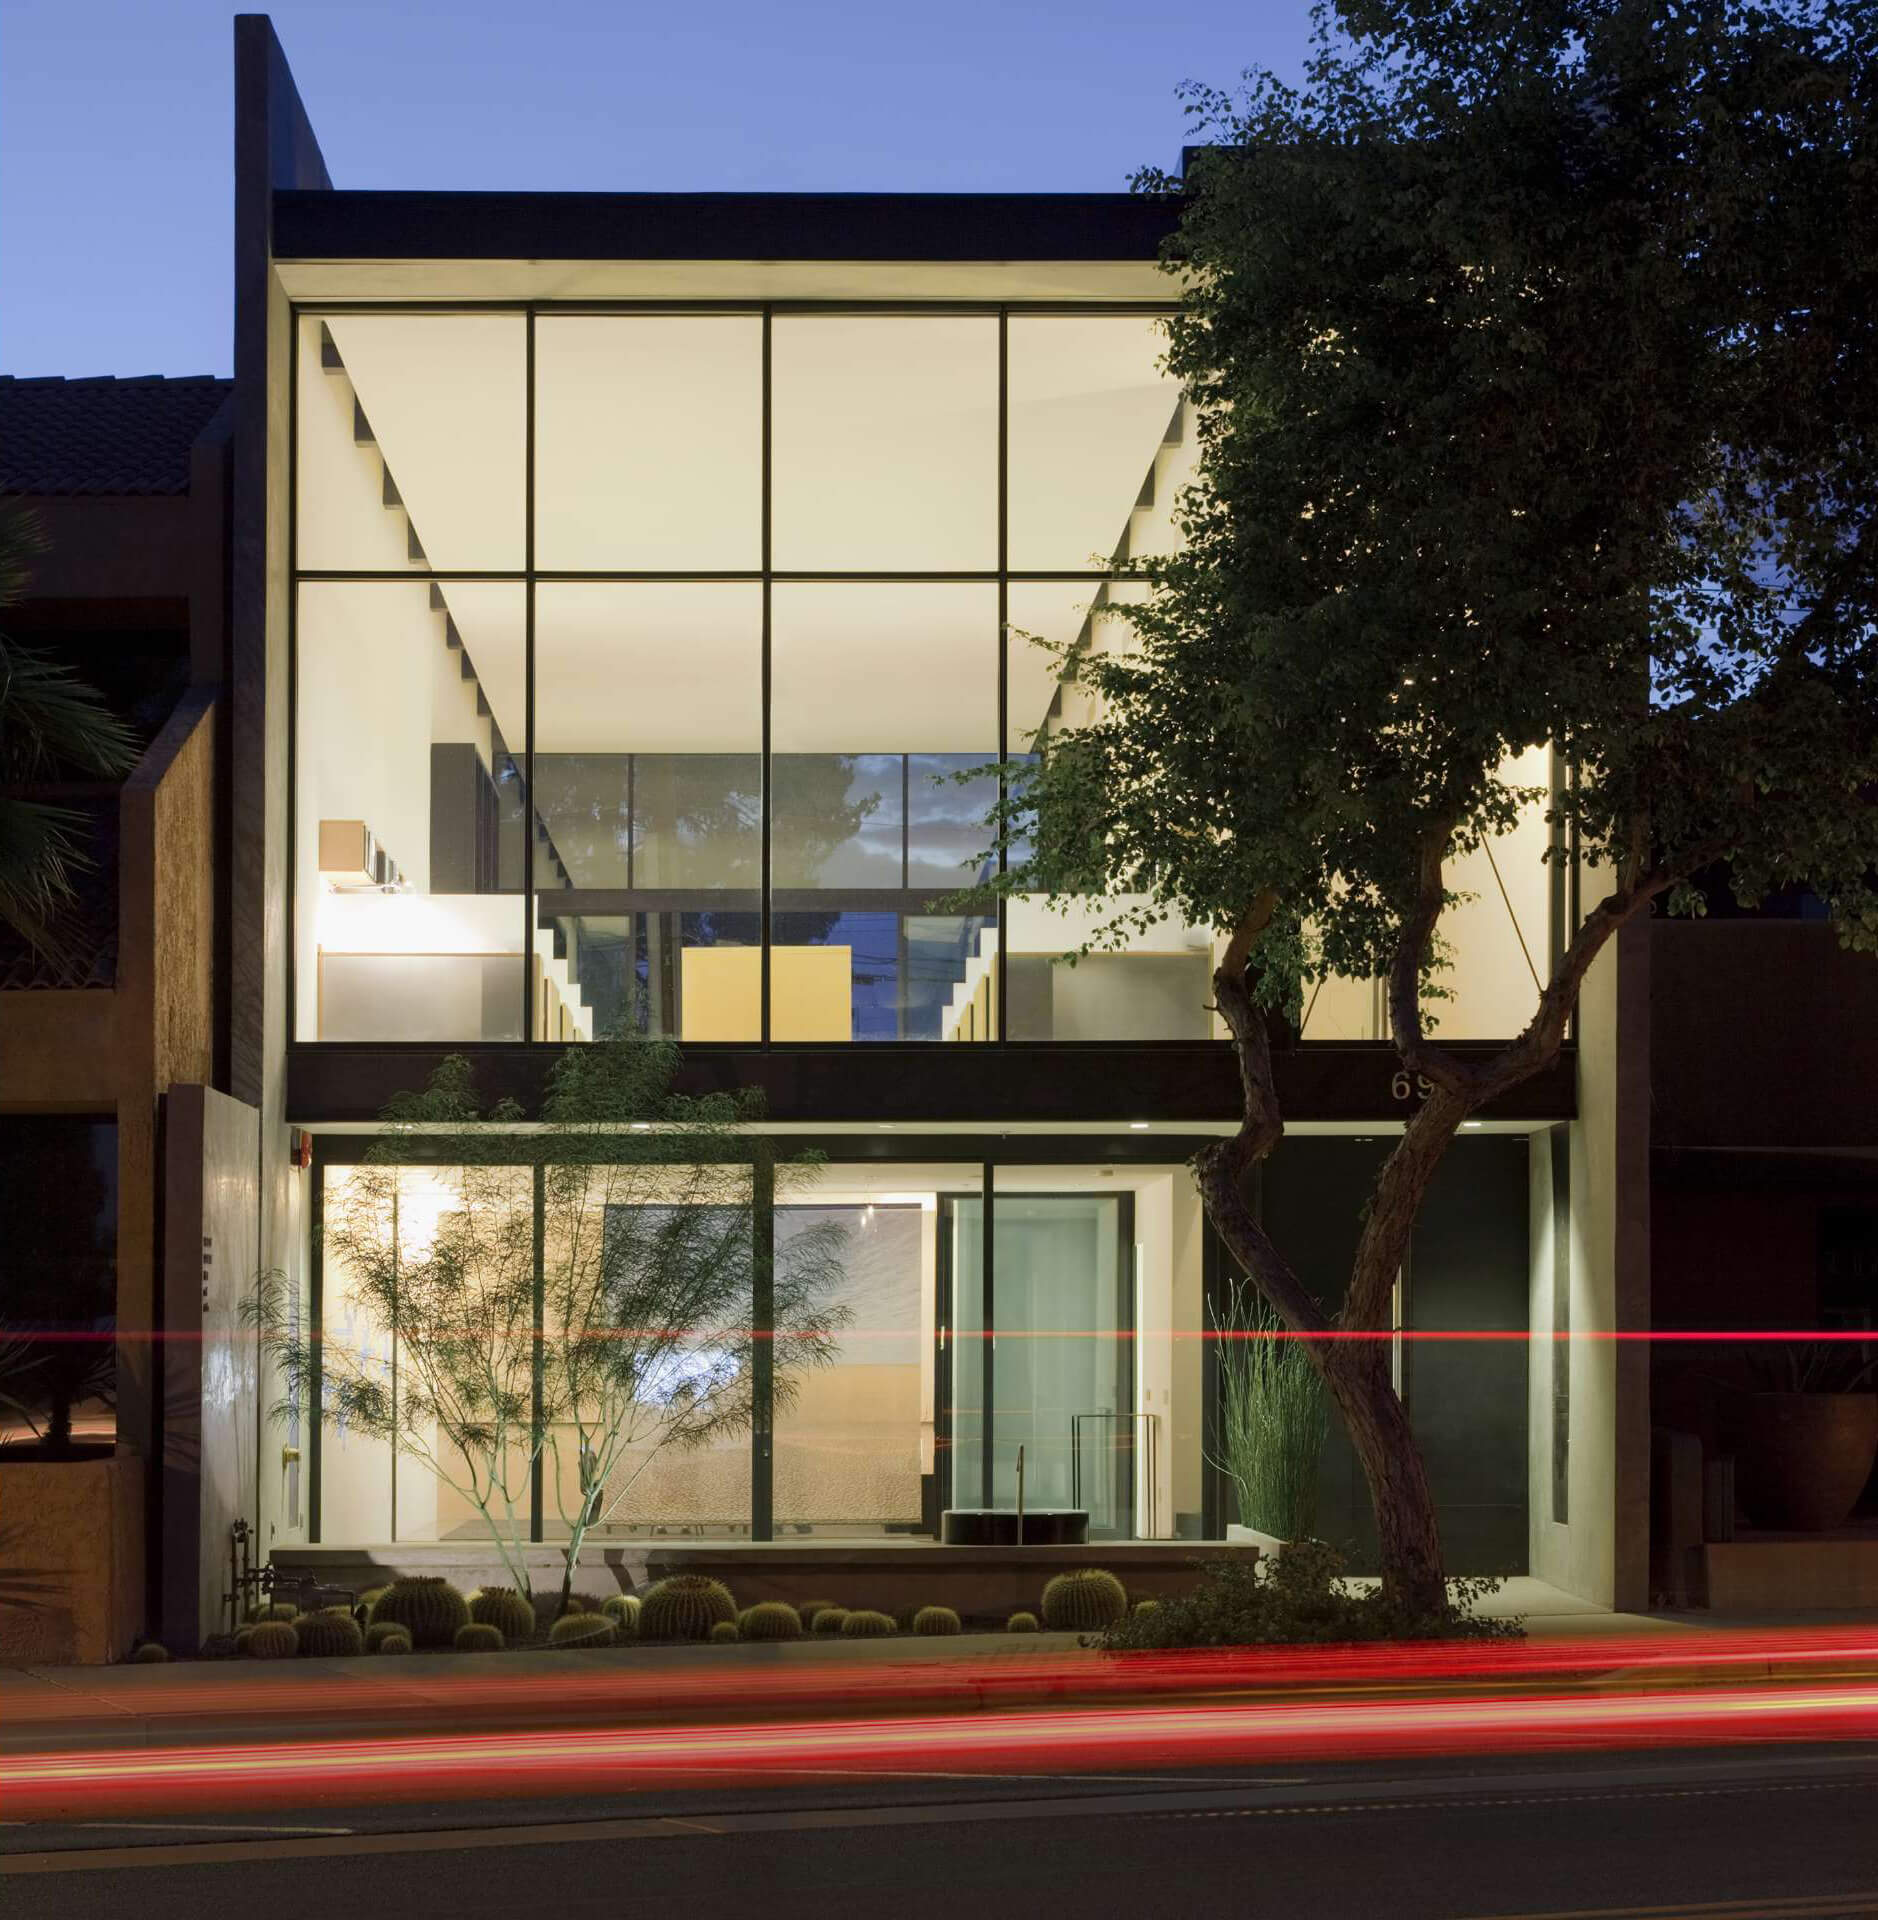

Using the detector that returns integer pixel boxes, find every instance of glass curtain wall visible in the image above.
[294,303,1201,1045]
[312,1152,1197,1548]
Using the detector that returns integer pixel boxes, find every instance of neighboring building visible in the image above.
[0,373,230,1660]
[1,17,1866,1657]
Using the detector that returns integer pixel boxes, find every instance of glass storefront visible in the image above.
[309,1151,1201,1547]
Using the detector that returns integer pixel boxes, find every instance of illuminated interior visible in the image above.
[294,303,1556,1045]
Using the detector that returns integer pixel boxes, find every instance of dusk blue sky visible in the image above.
[0,2,1317,378]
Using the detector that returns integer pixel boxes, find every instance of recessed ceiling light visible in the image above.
[1128,1121,1150,1131]
[629,1122,652,1132]
[877,1122,895,1130]
[1463,1121,1483,1129]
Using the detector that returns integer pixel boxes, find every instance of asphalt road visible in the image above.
[6,1741,1876,1918]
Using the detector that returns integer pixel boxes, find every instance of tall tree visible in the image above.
[0,505,136,960]
[992,0,1877,1611]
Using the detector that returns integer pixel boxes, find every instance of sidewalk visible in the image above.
[6,1597,1871,1760]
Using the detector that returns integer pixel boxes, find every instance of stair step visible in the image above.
[352,400,374,446]
[382,468,403,510]
[319,324,343,371]
[429,583,448,612]
[444,618,462,650]
[406,522,427,565]
[460,651,476,681]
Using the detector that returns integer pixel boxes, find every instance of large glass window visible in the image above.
[533,583,762,1042]
[534,316,762,571]
[300,301,1577,1048]
[770,316,997,571]
[297,314,526,572]
[770,1166,967,1536]
[771,584,996,1040]
[294,581,528,1042]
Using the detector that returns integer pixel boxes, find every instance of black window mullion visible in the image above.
[996,307,1009,1045]
[751,1144,775,1539]
[523,309,538,1043]
[531,1163,545,1544]
[980,1159,995,1510]
[760,309,773,1047]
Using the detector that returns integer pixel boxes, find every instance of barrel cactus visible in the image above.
[246,1620,299,1660]
[454,1622,505,1653]
[371,1577,470,1649]
[548,1612,613,1649]
[739,1601,802,1642]
[1040,1568,1128,1632]
[353,1586,388,1626]
[640,1574,737,1642]
[468,1586,536,1644]
[366,1622,412,1655]
[1007,1611,1039,1633]
[1133,1597,1161,1615]
[601,1594,641,1638]
[131,1640,171,1663]
[248,1600,298,1624]
[809,1606,849,1636]
[294,1611,364,1658]
[840,1609,895,1638]
[912,1605,961,1637]
[798,1599,840,1629]
[708,1620,740,1643]
[234,1625,256,1653]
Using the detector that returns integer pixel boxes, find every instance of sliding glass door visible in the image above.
[943,1181,1136,1539]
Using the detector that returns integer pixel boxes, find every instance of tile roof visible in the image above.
[0,374,231,497]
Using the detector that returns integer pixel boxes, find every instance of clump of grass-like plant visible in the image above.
[1212,1282,1328,1542]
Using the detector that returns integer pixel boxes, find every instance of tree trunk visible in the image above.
[1318,1344,1446,1619]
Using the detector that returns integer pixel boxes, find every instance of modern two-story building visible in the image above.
[28,15,1871,1657]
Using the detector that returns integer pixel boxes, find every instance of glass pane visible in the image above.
[1007,315,1182,572]
[770,584,996,1041]
[534,315,761,570]
[317,1168,395,1544]
[296,313,525,571]
[773,1191,927,1536]
[540,1173,756,1542]
[947,1194,987,1511]
[296,581,527,1042]
[534,584,762,1041]
[1003,580,1218,1039]
[987,1177,1134,1538]
[1297,745,1555,1042]
[771,316,997,570]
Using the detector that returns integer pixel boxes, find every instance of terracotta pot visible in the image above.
[1735,1393,1878,1532]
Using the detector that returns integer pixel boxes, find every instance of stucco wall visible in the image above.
[1529,919,1651,1609]
[0,1456,144,1662]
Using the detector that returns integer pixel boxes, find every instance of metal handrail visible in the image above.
[1069,1411,1159,1538]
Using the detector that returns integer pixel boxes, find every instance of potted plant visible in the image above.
[1733,1341,1878,1533]
[1213,1283,1328,1550]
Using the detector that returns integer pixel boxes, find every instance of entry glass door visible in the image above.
[943,1185,1136,1539]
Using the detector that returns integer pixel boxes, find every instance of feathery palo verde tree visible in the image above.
[254,1035,848,1611]
[988,0,1878,1613]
